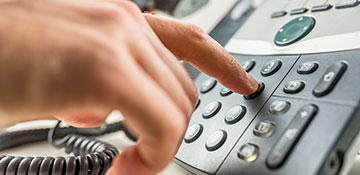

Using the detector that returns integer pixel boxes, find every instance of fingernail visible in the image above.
[247,73,259,93]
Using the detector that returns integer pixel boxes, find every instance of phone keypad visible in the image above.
[177,50,360,175]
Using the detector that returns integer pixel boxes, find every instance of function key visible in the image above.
[220,87,233,96]
[274,16,315,46]
[283,80,305,94]
[202,101,221,119]
[311,4,333,12]
[335,0,359,9]
[253,121,276,137]
[206,130,227,151]
[200,79,217,93]
[297,61,319,74]
[271,11,287,18]
[238,143,259,162]
[184,124,203,143]
[290,8,308,15]
[261,60,282,76]
[241,60,256,72]
[244,82,265,100]
[269,100,291,115]
[224,105,246,124]
[267,104,318,169]
[313,62,347,97]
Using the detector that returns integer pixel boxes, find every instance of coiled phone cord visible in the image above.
[0,121,137,175]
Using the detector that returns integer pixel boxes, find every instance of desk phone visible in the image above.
[175,0,360,174]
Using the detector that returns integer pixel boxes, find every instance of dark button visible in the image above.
[238,143,259,162]
[241,60,256,72]
[254,121,276,137]
[269,100,291,115]
[267,104,318,169]
[297,61,319,74]
[311,4,333,12]
[271,11,287,18]
[224,105,246,124]
[206,130,227,151]
[202,101,221,119]
[274,16,315,46]
[283,80,305,94]
[220,87,233,96]
[244,82,265,100]
[290,8,308,15]
[184,124,203,143]
[261,60,282,76]
[335,0,359,9]
[200,79,217,93]
[313,62,347,97]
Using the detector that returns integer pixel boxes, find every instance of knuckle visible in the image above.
[185,23,207,43]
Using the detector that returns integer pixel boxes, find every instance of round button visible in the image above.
[238,143,259,162]
[274,16,315,46]
[184,124,203,143]
[206,130,227,151]
[220,87,233,96]
[244,82,265,100]
[241,60,256,72]
[297,61,319,74]
[253,121,276,137]
[202,101,221,119]
[200,79,217,93]
[224,105,246,124]
[283,80,305,94]
[261,60,282,76]
[269,100,290,115]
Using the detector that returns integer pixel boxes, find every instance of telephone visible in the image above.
[176,0,360,175]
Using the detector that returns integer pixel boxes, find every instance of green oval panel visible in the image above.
[274,16,315,46]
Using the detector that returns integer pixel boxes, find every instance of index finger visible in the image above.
[144,14,258,95]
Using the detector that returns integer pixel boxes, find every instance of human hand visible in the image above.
[0,0,257,174]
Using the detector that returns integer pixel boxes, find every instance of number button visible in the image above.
[200,79,217,93]
[220,87,233,96]
[224,105,246,124]
[184,124,203,143]
[202,102,221,119]
[261,60,282,76]
[241,60,256,72]
[206,130,227,151]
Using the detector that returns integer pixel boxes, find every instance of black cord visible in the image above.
[0,121,137,175]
